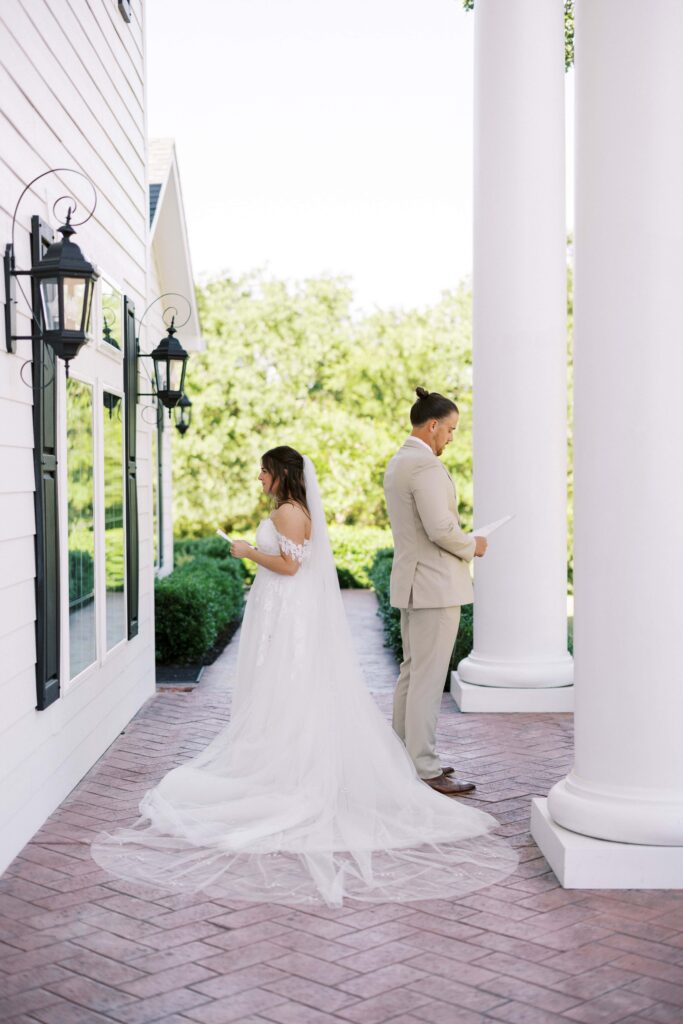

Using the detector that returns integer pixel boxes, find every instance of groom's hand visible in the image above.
[474,536,488,557]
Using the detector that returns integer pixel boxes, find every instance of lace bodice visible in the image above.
[254,517,311,566]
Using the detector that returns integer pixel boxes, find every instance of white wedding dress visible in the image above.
[91,457,518,906]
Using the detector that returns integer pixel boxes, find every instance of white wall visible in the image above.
[147,246,176,579]
[0,0,155,873]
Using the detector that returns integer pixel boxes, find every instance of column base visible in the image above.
[548,774,683,846]
[450,672,574,712]
[531,798,683,889]
[457,651,574,688]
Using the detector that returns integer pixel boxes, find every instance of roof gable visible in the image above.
[148,139,203,351]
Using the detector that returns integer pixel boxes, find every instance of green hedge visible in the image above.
[175,536,249,577]
[328,526,393,588]
[176,526,393,589]
[368,548,573,684]
[155,554,244,664]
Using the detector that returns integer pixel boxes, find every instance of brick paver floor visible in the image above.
[2,590,682,1024]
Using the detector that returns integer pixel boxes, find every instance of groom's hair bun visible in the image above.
[410,388,459,426]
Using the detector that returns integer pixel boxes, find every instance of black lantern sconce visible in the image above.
[148,317,188,409]
[174,392,192,436]
[136,293,191,417]
[4,168,99,378]
[103,391,122,420]
[102,314,120,350]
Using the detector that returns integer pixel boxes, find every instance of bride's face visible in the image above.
[259,466,277,495]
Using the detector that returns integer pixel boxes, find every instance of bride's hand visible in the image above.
[230,539,254,559]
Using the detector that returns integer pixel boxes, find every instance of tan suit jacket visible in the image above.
[384,438,476,610]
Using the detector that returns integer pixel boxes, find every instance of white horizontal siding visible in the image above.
[0,446,34,494]
[0,345,35,403]
[0,662,36,735]
[0,397,33,445]
[0,493,35,543]
[0,579,34,641]
[0,0,156,875]
[147,246,181,575]
[0,535,35,590]
[162,423,175,573]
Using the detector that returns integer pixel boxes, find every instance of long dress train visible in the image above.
[91,458,518,906]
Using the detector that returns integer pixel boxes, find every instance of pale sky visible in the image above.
[146,0,573,312]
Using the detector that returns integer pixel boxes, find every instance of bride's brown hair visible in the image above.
[261,446,310,516]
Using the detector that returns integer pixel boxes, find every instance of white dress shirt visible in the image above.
[408,436,434,455]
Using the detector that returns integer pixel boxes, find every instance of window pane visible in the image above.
[101,280,122,349]
[63,277,86,332]
[103,392,126,648]
[67,379,96,678]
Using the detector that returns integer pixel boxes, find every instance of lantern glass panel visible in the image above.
[169,357,184,393]
[83,280,94,336]
[154,358,169,395]
[40,278,60,331]
[63,277,86,332]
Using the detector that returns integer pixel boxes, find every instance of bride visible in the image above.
[91,447,518,906]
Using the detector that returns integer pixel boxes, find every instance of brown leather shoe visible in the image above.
[424,771,476,796]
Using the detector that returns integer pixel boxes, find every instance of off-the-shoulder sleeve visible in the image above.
[274,529,306,565]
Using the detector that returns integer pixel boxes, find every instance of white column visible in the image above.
[452,0,573,712]
[532,0,683,888]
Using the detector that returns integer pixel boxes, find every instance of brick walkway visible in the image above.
[1,591,682,1024]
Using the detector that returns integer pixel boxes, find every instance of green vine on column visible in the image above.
[463,0,575,71]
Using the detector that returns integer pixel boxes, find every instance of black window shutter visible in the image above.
[32,216,60,710]
[123,296,139,639]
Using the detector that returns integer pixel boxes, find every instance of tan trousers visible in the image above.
[392,603,461,779]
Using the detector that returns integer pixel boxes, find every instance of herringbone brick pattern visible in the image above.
[1,591,682,1024]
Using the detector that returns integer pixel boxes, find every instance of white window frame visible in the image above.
[95,270,125,365]
[58,275,129,690]
[99,381,127,665]
[58,367,100,691]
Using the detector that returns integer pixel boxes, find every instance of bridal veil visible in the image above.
[91,456,518,906]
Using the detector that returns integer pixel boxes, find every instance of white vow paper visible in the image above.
[216,529,234,544]
[472,514,515,539]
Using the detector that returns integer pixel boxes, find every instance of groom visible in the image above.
[384,388,486,796]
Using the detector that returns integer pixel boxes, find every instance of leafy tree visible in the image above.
[173,273,474,537]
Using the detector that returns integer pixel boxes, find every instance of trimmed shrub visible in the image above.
[155,573,217,664]
[175,536,249,577]
[155,555,244,664]
[176,525,393,589]
[329,526,393,588]
[367,548,401,657]
[369,548,573,681]
[176,534,256,583]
